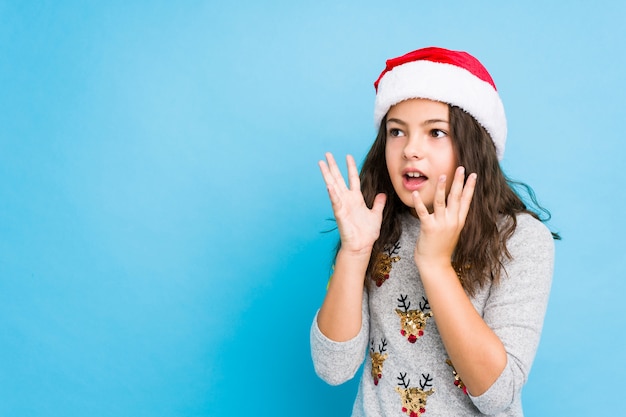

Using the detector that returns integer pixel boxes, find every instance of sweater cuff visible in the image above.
[310,311,368,386]
[311,310,367,351]
[468,358,516,414]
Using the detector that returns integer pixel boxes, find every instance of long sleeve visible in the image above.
[310,288,370,386]
[309,213,555,416]
[469,214,555,414]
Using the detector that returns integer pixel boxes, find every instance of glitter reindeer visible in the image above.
[396,295,432,343]
[371,242,401,287]
[370,338,388,386]
[395,371,435,417]
[446,359,468,395]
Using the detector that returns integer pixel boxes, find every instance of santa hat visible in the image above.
[374,47,507,159]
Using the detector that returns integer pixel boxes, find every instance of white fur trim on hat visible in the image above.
[374,59,507,159]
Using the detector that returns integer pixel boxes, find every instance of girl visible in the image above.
[310,47,557,416]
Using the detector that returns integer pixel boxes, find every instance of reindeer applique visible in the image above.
[369,338,388,386]
[396,295,432,343]
[395,372,435,417]
[446,359,468,395]
[371,242,401,287]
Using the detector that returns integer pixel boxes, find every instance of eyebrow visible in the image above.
[386,117,449,127]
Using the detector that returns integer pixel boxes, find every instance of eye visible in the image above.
[388,128,405,137]
[430,129,447,138]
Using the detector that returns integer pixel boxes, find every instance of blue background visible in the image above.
[1,1,625,416]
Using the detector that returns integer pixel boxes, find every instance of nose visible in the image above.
[402,135,424,160]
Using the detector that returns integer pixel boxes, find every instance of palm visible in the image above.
[319,153,386,254]
[412,167,476,266]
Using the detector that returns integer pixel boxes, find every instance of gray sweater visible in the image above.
[310,213,554,416]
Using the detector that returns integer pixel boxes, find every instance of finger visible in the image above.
[325,182,343,210]
[318,163,344,210]
[325,152,348,190]
[346,154,361,191]
[371,193,387,216]
[446,166,466,212]
[318,159,335,188]
[458,173,477,222]
[432,174,448,216]
[411,191,430,220]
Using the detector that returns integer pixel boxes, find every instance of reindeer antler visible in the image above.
[397,294,411,312]
[397,372,411,389]
[419,296,430,312]
[387,241,401,255]
[379,338,388,353]
[419,373,433,390]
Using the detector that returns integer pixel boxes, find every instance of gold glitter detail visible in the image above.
[395,309,432,343]
[446,359,468,395]
[395,386,434,416]
[370,338,389,386]
[370,351,388,386]
[372,252,400,287]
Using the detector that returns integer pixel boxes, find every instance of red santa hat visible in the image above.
[374,47,507,159]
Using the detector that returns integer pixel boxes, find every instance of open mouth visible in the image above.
[403,171,428,190]
[405,171,426,179]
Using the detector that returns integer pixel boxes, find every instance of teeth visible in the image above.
[406,172,423,178]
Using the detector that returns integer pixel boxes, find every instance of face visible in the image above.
[385,98,458,214]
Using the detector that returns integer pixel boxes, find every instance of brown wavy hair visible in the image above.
[352,105,559,296]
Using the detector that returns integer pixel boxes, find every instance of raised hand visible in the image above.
[319,152,387,255]
[411,166,477,268]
